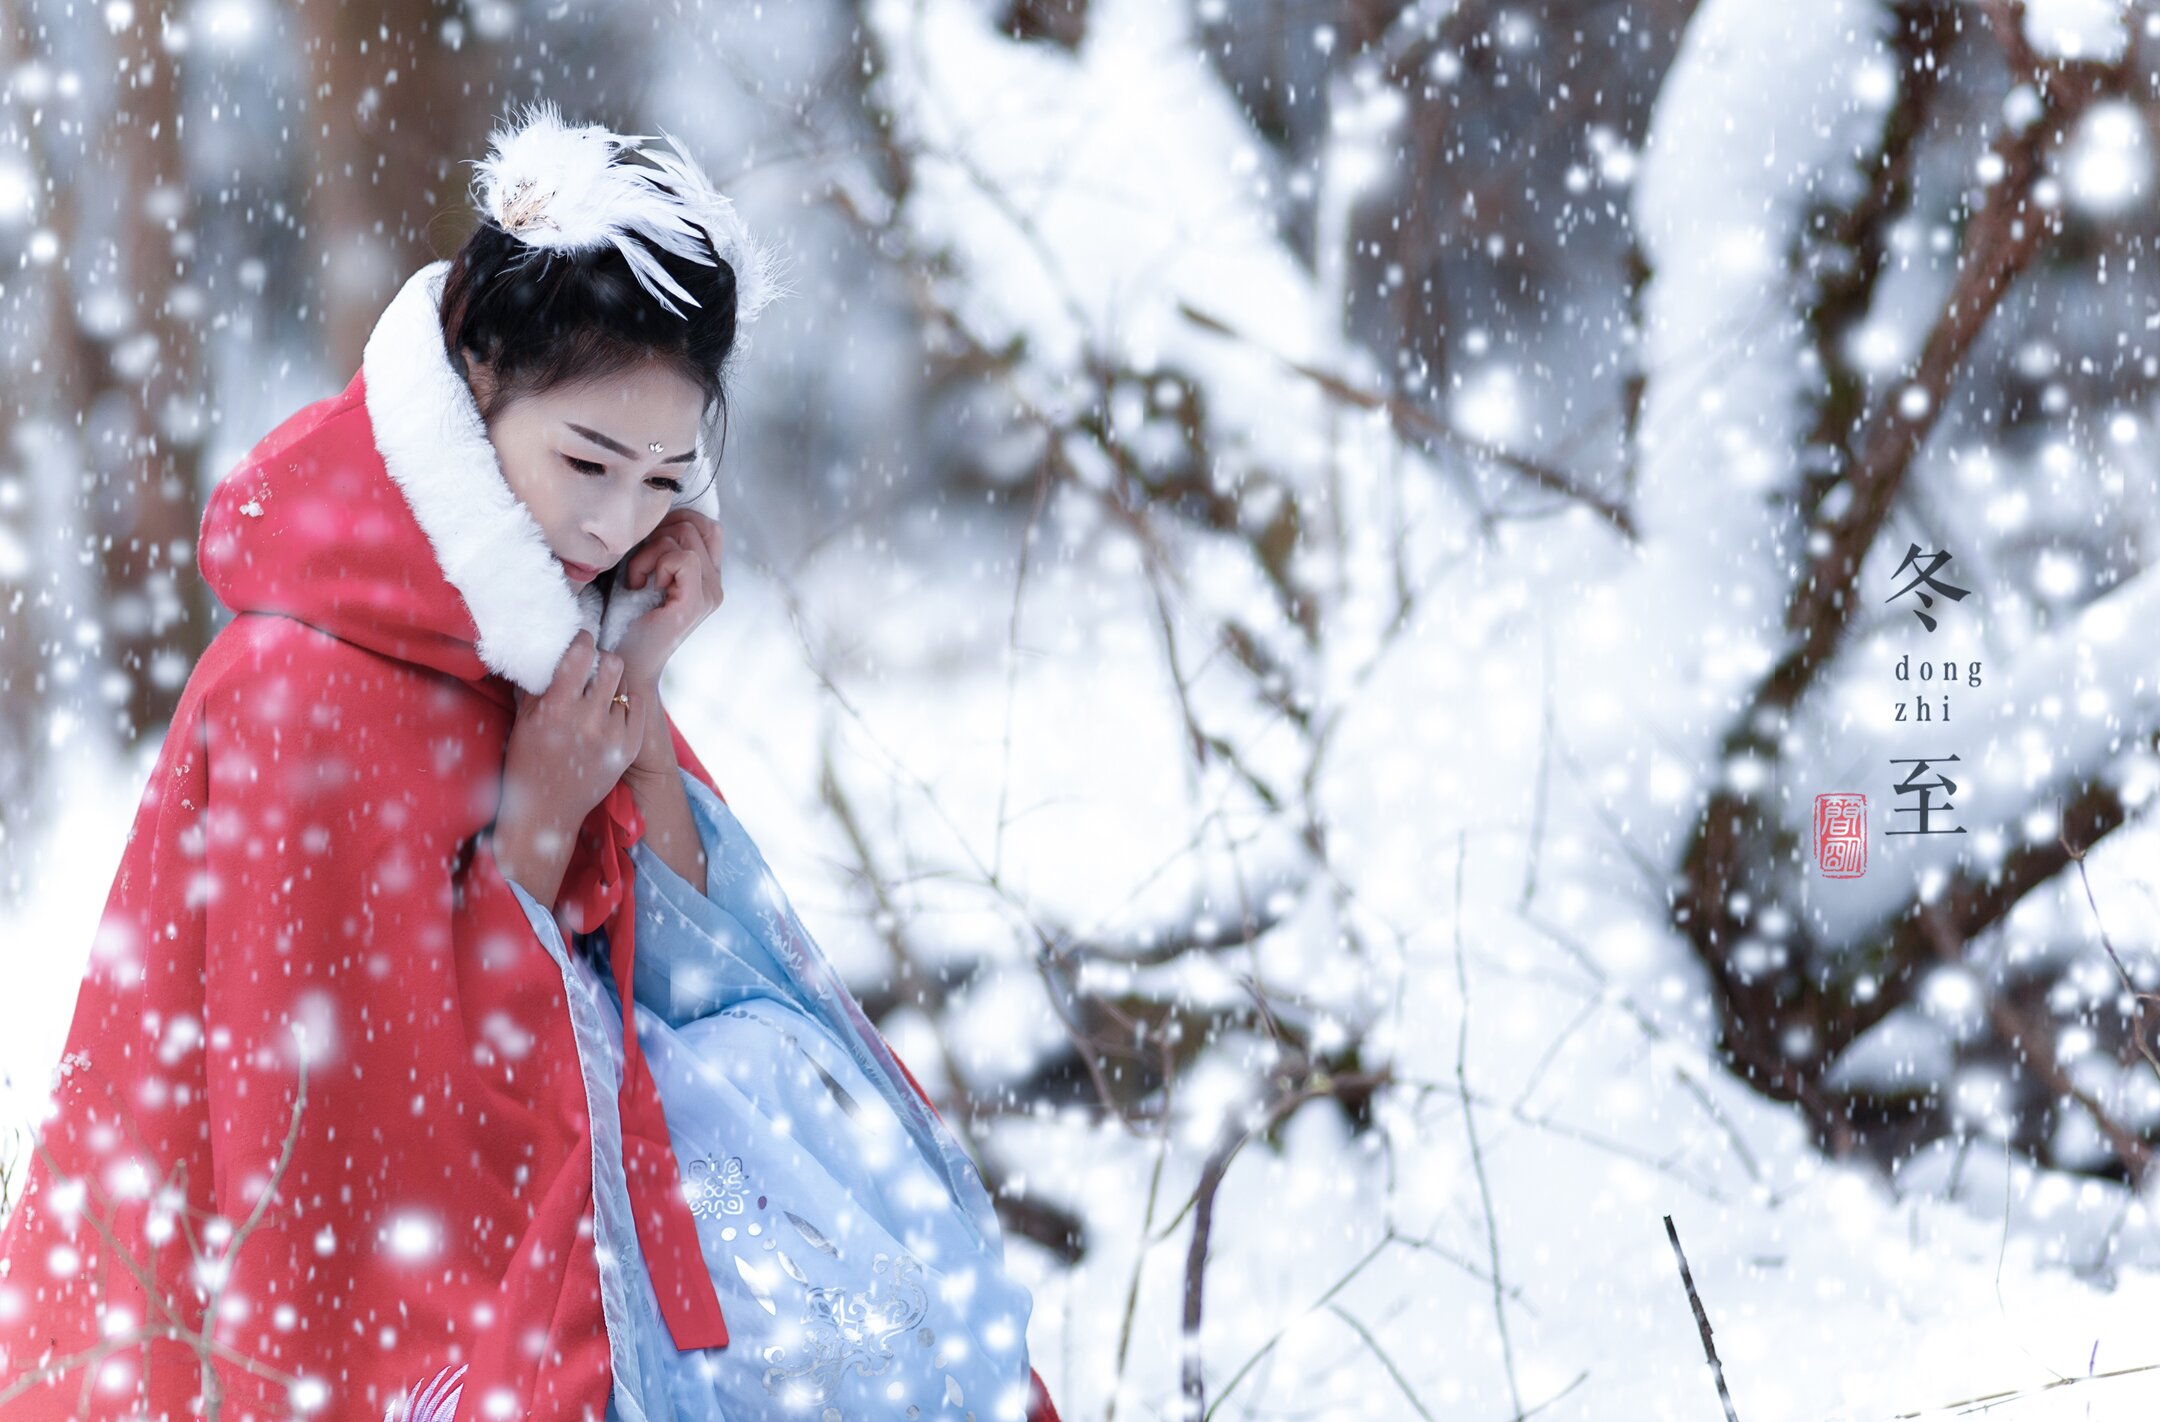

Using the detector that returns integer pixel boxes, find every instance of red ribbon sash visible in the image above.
[558,780,731,1351]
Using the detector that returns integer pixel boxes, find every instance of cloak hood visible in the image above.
[198,258,712,694]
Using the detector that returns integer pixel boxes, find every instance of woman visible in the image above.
[0,103,1061,1422]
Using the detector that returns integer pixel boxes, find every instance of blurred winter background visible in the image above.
[6,0,2160,1416]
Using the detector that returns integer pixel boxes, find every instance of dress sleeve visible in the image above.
[500,866,574,960]
[630,766,733,903]
[618,768,776,1030]
[616,768,1070,1422]
[621,768,957,1121]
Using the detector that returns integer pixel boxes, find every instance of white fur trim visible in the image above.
[361,260,584,693]
[360,261,720,691]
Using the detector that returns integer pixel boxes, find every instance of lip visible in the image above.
[559,559,602,585]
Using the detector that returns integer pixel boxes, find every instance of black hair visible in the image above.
[438,168,738,501]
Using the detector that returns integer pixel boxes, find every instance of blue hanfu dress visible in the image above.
[505,771,1038,1422]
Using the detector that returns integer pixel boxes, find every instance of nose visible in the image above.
[580,499,638,565]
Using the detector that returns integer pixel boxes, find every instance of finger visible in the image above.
[689,537,720,584]
[686,545,719,602]
[682,516,722,577]
[667,555,712,609]
[655,521,698,558]
[549,629,598,697]
[588,649,626,702]
[654,548,697,606]
[676,509,723,564]
[662,511,721,571]
[609,693,643,761]
[624,527,690,590]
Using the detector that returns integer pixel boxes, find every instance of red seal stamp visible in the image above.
[1815,793,1867,878]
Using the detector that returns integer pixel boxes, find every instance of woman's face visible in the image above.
[465,351,706,586]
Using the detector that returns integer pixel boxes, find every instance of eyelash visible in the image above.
[563,453,684,494]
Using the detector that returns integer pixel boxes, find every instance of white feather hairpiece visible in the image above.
[469,97,788,329]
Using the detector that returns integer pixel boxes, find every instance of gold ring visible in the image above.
[611,693,632,709]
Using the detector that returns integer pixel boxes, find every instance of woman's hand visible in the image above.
[491,630,645,909]
[612,508,725,699]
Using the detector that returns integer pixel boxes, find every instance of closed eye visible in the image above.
[557,455,682,494]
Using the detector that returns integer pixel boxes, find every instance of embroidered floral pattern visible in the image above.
[682,1153,751,1219]
[759,1250,931,1405]
[707,843,748,886]
[756,902,811,978]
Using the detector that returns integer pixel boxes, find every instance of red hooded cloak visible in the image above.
[0,261,1061,1422]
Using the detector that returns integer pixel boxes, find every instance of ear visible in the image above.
[461,346,496,409]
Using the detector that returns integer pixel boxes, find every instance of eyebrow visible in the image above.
[566,422,697,464]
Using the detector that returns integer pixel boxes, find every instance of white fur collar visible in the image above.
[360,260,713,693]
